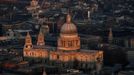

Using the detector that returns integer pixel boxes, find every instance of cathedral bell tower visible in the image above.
[58,13,80,51]
[24,32,33,50]
[37,30,45,46]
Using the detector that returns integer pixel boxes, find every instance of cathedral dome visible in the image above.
[60,14,77,35]
[58,14,80,51]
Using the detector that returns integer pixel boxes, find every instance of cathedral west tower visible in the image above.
[37,30,45,46]
[24,32,33,50]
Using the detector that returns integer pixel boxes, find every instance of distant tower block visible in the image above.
[91,3,98,13]
[88,10,91,21]
[24,32,33,50]
[108,28,113,44]
[7,29,14,39]
[37,30,45,46]
[94,4,98,11]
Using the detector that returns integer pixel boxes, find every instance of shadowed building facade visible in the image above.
[23,14,103,71]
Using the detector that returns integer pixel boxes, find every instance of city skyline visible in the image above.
[0,0,134,75]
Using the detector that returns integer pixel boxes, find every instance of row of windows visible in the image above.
[24,51,48,57]
[61,40,79,47]
[50,54,97,62]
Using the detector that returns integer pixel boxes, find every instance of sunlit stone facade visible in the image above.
[23,14,103,70]
[58,14,80,51]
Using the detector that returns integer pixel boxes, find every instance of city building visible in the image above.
[26,0,40,19]
[23,13,103,71]
[118,71,134,75]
